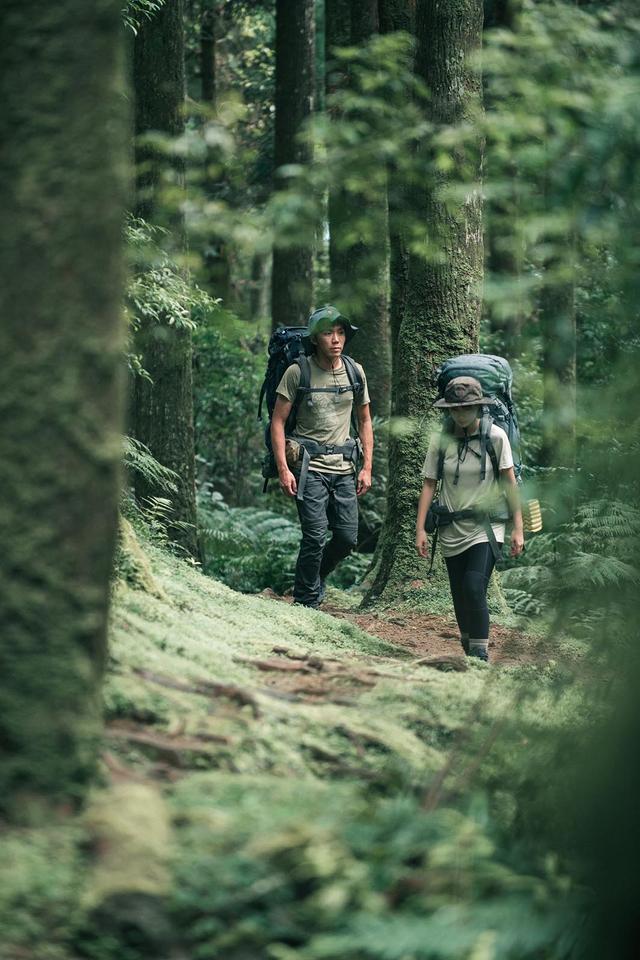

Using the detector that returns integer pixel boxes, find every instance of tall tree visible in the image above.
[366,0,484,603]
[326,0,392,415]
[539,275,577,472]
[0,0,127,814]
[133,0,199,558]
[271,0,316,331]
[378,0,417,373]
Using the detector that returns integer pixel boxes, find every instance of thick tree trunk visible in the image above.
[379,0,416,376]
[133,0,199,558]
[365,0,484,604]
[326,0,392,417]
[201,0,216,106]
[539,278,577,471]
[0,0,127,814]
[271,0,316,331]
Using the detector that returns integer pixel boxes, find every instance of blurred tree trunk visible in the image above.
[201,0,216,105]
[133,0,199,558]
[539,277,577,471]
[271,0,315,331]
[379,0,416,377]
[326,0,392,416]
[365,0,484,604]
[0,0,127,815]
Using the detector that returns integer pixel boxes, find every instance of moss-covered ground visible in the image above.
[0,538,591,960]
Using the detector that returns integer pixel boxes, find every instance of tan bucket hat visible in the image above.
[434,376,495,408]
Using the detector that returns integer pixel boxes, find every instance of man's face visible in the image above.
[314,324,346,361]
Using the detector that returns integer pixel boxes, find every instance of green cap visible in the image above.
[303,305,358,351]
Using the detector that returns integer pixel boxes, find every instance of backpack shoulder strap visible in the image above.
[482,415,500,482]
[285,356,311,433]
[342,355,364,402]
[340,355,364,437]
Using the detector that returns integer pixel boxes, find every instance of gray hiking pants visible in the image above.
[293,470,359,607]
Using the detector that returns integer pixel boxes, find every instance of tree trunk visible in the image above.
[379,0,416,376]
[201,0,216,106]
[0,0,127,815]
[539,278,577,472]
[365,0,484,604]
[133,0,199,558]
[326,0,392,417]
[271,0,316,331]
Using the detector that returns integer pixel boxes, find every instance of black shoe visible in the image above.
[318,579,327,604]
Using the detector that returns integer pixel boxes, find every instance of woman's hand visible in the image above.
[510,527,525,557]
[416,529,429,558]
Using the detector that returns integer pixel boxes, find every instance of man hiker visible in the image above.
[271,306,373,607]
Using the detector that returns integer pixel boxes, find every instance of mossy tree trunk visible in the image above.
[271,0,315,331]
[0,0,127,815]
[364,0,484,605]
[539,278,577,472]
[326,0,391,417]
[133,0,199,558]
[379,0,416,376]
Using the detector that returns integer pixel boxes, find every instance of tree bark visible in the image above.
[378,0,416,377]
[539,277,577,472]
[271,0,316,331]
[365,0,484,604]
[0,0,127,814]
[201,0,216,106]
[133,0,199,558]
[326,0,392,417]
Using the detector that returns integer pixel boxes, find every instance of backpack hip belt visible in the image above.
[294,436,360,502]
[426,504,508,574]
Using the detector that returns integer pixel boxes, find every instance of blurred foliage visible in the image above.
[122,0,165,35]
[192,312,265,506]
[125,216,215,379]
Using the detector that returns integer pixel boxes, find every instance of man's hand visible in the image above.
[279,469,297,497]
[416,529,429,558]
[357,467,372,496]
[510,527,525,557]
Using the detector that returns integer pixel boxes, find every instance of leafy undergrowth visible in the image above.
[0,536,594,960]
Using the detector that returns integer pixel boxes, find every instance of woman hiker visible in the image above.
[415,376,524,662]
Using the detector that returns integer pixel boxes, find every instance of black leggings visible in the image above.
[444,542,498,642]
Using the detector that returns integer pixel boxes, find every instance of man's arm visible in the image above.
[271,396,297,497]
[356,403,373,496]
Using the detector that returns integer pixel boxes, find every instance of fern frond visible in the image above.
[123,436,179,494]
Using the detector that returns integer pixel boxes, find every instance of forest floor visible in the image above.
[251,586,550,705]
[2,531,586,958]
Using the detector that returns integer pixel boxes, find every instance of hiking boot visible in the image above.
[468,640,489,662]
[317,579,327,604]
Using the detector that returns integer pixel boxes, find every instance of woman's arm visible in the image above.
[500,466,524,557]
[415,477,437,558]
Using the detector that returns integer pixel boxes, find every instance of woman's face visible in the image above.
[450,405,480,429]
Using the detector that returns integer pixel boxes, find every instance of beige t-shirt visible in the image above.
[421,422,513,557]
[276,355,370,474]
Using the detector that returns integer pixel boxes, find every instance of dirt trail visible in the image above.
[322,603,539,667]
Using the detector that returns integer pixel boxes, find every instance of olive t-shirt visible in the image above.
[421,423,514,557]
[276,356,370,474]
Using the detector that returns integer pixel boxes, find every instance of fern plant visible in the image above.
[500,498,640,635]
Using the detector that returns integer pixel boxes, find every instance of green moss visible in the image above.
[0,826,85,959]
